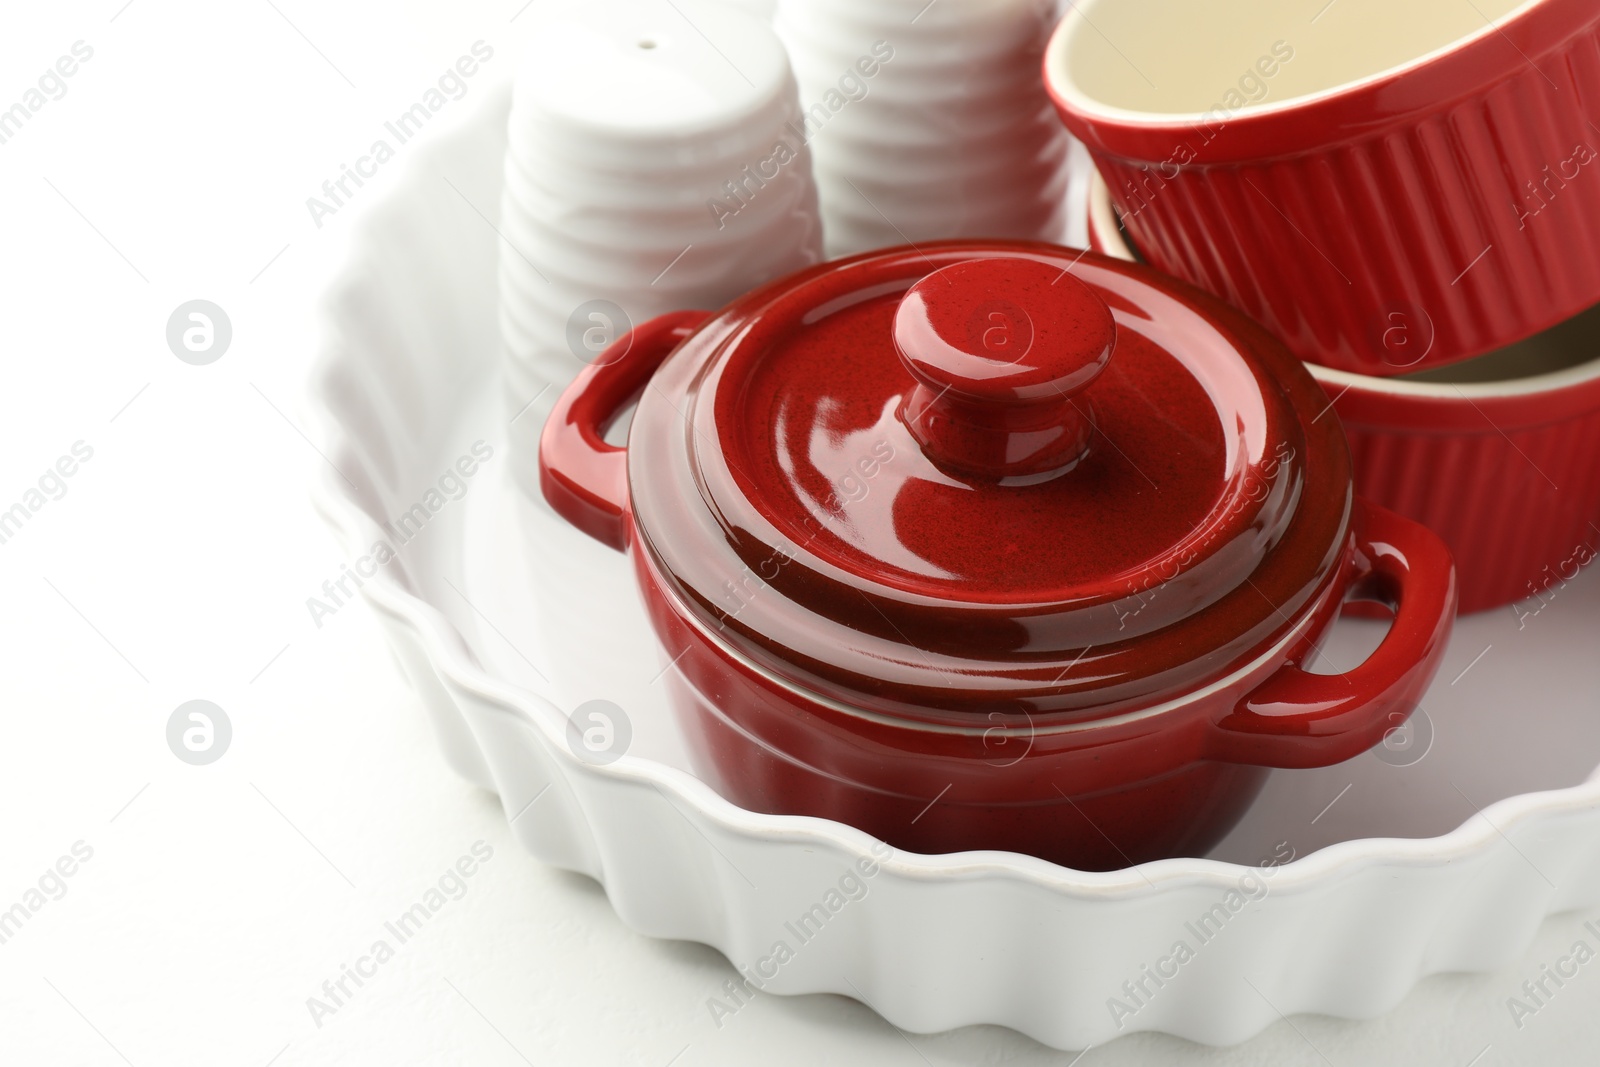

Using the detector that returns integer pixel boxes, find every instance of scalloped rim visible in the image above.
[307,470,1600,898]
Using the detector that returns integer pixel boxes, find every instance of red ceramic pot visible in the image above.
[541,242,1457,870]
[1045,0,1600,376]
[1088,171,1600,615]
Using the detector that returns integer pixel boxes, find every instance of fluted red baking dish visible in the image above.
[1047,0,1600,376]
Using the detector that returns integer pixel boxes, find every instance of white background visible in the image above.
[1,1,1598,1064]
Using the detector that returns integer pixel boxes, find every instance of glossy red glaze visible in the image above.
[540,310,710,552]
[1327,376,1600,615]
[540,240,1459,868]
[1045,0,1600,375]
[1087,172,1600,615]
[644,498,1452,869]
[895,259,1113,480]
[631,246,1343,722]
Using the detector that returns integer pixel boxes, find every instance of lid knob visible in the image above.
[894,257,1115,482]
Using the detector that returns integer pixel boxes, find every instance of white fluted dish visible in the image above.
[309,84,1600,1051]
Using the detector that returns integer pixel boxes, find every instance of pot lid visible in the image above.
[628,242,1352,721]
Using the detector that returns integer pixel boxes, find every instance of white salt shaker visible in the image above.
[500,0,823,495]
[774,0,1072,257]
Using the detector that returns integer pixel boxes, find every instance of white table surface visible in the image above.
[2,2,1597,1064]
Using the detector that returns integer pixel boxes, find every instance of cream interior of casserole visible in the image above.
[1059,0,1529,117]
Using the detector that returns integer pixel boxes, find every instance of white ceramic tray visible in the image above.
[307,84,1600,1049]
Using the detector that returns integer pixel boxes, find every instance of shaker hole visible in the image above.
[638,39,657,49]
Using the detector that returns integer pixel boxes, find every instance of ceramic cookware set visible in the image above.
[517,0,1600,869]
[1061,0,1600,615]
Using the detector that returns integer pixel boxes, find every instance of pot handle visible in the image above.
[539,310,712,552]
[1207,499,1457,769]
